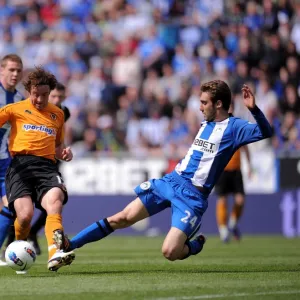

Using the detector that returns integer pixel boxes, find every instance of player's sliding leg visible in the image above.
[68,198,149,250]
[40,187,75,271]
[163,202,206,261]
[66,195,205,262]
[68,177,172,250]
[162,227,206,261]
[229,193,245,240]
[28,211,47,255]
[216,196,230,242]
[67,218,114,250]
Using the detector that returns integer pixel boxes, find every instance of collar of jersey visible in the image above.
[0,81,18,95]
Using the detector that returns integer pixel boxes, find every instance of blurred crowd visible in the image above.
[1,0,300,158]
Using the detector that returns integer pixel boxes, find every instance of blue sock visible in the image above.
[70,218,114,250]
[0,207,14,248]
[181,236,205,260]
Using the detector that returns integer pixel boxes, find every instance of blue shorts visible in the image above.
[0,158,10,198]
[0,179,5,198]
[134,171,209,239]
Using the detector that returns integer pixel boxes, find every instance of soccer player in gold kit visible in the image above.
[0,67,75,271]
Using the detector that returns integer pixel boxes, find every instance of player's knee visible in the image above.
[161,245,180,261]
[218,196,227,204]
[42,187,64,212]
[51,197,64,209]
[45,199,63,215]
[17,211,33,226]
[235,194,244,205]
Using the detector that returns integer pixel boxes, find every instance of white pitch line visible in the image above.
[152,290,300,300]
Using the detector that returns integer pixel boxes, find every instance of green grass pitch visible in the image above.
[0,236,299,300]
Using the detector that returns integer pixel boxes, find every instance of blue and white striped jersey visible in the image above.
[175,106,272,193]
[0,82,24,161]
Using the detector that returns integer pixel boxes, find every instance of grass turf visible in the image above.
[0,236,299,300]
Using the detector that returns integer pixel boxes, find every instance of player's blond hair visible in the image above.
[0,54,23,68]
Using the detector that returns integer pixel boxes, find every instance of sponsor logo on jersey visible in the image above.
[23,124,56,136]
[25,109,32,114]
[193,138,215,153]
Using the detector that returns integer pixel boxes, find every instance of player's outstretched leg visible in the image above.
[68,198,149,250]
[68,218,114,250]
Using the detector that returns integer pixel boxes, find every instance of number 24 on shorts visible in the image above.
[181,210,198,228]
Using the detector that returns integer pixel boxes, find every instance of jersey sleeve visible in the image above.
[0,104,13,127]
[233,106,273,148]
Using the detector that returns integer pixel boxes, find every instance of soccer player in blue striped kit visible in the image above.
[55,80,272,261]
[0,54,24,265]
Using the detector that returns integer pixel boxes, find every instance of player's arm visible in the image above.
[55,120,73,162]
[0,104,13,127]
[233,85,273,147]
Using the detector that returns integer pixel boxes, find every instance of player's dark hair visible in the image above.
[55,82,66,91]
[23,67,57,92]
[200,80,231,111]
[1,54,23,67]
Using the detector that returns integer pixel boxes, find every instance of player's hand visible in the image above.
[61,147,73,162]
[241,84,255,110]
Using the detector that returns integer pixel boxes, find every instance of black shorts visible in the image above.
[5,155,68,212]
[214,170,245,196]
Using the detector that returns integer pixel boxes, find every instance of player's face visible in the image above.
[30,85,51,110]
[200,92,217,122]
[0,60,23,91]
[49,88,66,106]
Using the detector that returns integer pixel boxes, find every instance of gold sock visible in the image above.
[14,218,31,240]
[216,199,227,228]
[45,214,63,259]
